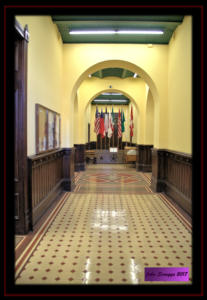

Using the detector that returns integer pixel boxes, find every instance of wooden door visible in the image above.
[14,20,30,234]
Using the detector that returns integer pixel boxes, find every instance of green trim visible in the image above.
[52,15,184,44]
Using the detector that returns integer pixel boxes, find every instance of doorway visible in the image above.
[14,19,30,234]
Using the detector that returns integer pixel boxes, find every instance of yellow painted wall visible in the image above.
[63,43,169,148]
[16,16,64,155]
[168,16,192,154]
[145,89,154,144]
[16,15,192,155]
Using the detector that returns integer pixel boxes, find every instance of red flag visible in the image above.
[118,109,122,138]
[130,106,134,137]
[99,109,105,138]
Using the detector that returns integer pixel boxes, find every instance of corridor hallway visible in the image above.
[15,164,192,285]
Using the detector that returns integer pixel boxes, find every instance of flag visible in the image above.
[104,107,109,135]
[99,109,105,138]
[111,107,115,132]
[94,106,100,135]
[130,106,134,137]
[121,110,125,133]
[118,109,122,138]
[108,110,113,139]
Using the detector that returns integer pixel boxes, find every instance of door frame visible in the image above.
[14,19,30,234]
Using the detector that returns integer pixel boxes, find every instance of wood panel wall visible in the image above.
[136,145,153,172]
[28,148,75,230]
[151,148,192,215]
[74,144,86,171]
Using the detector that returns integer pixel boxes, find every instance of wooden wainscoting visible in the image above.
[136,145,153,172]
[28,148,75,230]
[151,148,192,215]
[74,144,86,171]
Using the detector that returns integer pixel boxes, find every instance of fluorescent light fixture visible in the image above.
[101,92,122,95]
[117,30,163,34]
[69,29,163,35]
[133,73,137,78]
[94,99,128,103]
[69,30,116,35]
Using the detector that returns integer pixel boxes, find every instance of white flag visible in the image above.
[104,112,109,135]
[108,111,113,138]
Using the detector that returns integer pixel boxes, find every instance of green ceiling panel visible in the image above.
[91,92,130,105]
[91,68,137,79]
[95,94,129,100]
[52,15,184,44]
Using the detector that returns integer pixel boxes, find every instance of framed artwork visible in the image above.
[55,114,60,148]
[36,104,61,154]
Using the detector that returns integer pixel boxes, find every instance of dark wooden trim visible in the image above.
[136,144,153,172]
[15,19,25,39]
[62,148,75,191]
[151,148,192,215]
[32,180,63,228]
[85,141,136,150]
[74,144,86,171]
[28,148,75,230]
[14,22,29,234]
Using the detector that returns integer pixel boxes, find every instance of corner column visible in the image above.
[150,148,166,192]
[62,148,75,191]
[136,144,153,172]
[74,144,86,171]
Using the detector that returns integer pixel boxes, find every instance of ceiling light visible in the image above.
[133,73,137,78]
[69,29,163,35]
[101,93,123,95]
[117,30,164,34]
[88,74,92,77]
[94,99,128,103]
[69,30,116,35]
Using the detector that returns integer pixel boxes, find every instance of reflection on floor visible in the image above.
[15,164,192,285]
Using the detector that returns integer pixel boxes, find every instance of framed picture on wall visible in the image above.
[35,104,61,154]
[55,114,60,148]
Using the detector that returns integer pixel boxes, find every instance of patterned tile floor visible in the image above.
[15,164,192,285]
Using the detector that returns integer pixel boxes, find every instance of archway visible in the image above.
[84,89,140,147]
[145,88,155,145]
[70,60,160,146]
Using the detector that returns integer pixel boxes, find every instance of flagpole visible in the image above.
[113,131,114,148]
[121,106,122,150]
[113,106,114,148]
[121,106,123,150]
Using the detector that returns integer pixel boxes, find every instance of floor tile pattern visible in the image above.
[15,165,192,286]
[74,167,153,194]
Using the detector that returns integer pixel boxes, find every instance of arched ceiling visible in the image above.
[52,15,184,44]
[90,68,139,79]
